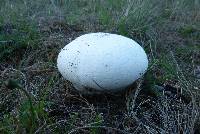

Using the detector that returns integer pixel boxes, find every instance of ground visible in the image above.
[0,0,200,133]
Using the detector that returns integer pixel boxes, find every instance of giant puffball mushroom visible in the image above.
[57,33,148,94]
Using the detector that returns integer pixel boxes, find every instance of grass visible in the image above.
[0,19,39,60]
[0,0,200,133]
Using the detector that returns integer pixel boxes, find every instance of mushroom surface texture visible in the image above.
[57,32,148,94]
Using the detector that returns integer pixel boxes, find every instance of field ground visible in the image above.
[0,0,200,133]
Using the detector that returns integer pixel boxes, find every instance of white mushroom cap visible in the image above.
[57,33,148,93]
